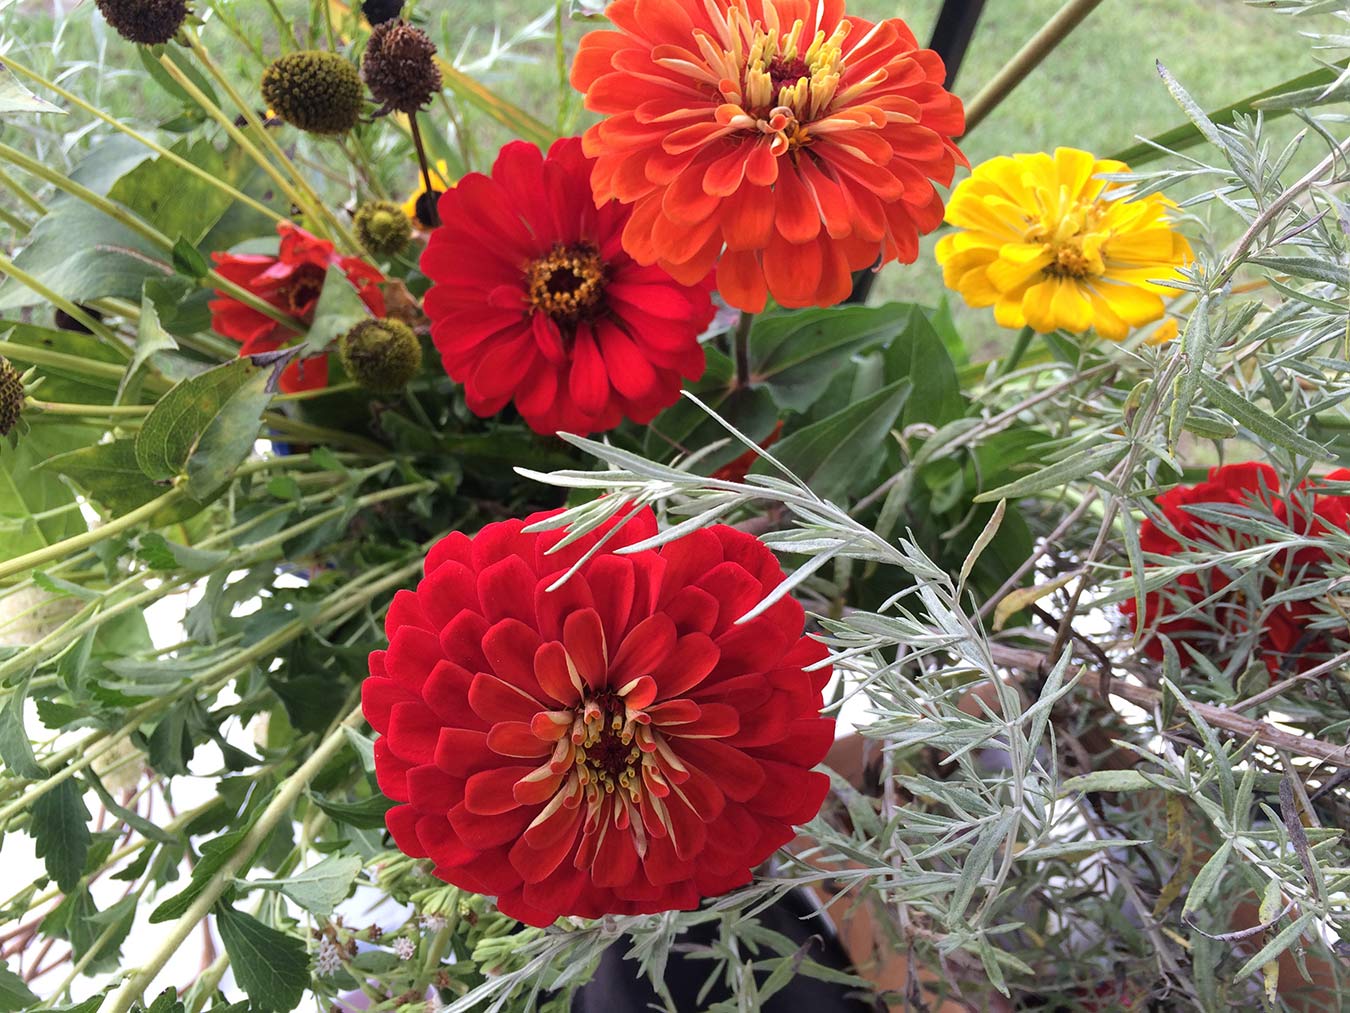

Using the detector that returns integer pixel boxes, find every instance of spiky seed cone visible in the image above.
[354,200,413,258]
[338,319,422,393]
[262,52,364,135]
[361,21,442,114]
[362,0,404,25]
[0,358,24,438]
[94,0,189,45]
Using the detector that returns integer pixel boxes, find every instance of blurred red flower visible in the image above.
[1122,462,1350,676]
[571,0,965,311]
[210,222,386,392]
[420,138,715,436]
[363,506,834,926]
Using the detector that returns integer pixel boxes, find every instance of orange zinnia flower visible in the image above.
[571,0,966,312]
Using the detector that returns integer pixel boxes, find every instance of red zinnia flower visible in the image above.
[420,138,715,436]
[362,506,834,926]
[571,0,966,311]
[1122,463,1350,676]
[210,222,386,393]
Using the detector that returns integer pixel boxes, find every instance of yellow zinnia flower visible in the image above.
[402,159,452,228]
[935,148,1192,341]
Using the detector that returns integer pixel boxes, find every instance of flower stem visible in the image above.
[0,487,183,583]
[732,310,755,390]
[104,705,367,1013]
[408,113,441,228]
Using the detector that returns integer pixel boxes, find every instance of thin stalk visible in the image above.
[408,113,441,228]
[962,0,1108,134]
[27,400,151,417]
[0,53,286,226]
[996,325,1035,379]
[0,341,134,384]
[263,412,388,454]
[104,706,366,1013]
[0,488,183,583]
[0,205,29,234]
[0,164,46,215]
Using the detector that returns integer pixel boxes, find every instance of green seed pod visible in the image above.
[262,51,364,135]
[0,357,24,438]
[338,319,422,393]
[354,200,413,258]
[94,0,189,45]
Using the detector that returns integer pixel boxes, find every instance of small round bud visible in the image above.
[361,21,442,115]
[413,189,442,229]
[338,319,422,393]
[262,51,363,136]
[362,0,404,25]
[354,200,413,258]
[94,0,189,45]
[0,357,24,438]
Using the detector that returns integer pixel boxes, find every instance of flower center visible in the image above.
[708,7,854,154]
[286,263,328,316]
[525,242,606,322]
[574,690,643,797]
[1028,197,1109,280]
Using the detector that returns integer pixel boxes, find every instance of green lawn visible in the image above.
[2,0,1320,353]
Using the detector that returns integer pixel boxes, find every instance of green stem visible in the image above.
[0,53,286,226]
[0,488,183,583]
[28,399,151,418]
[0,164,45,215]
[105,706,365,1013]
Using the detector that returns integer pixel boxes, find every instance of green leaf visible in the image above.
[0,420,89,561]
[881,305,964,427]
[137,532,229,572]
[151,811,264,922]
[310,790,391,829]
[1060,769,1160,795]
[171,236,212,280]
[297,264,373,356]
[1247,256,1349,286]
[43,438,206,520]
[0,64,63,116]
[134,358,273,498]
[749,303,909,412]
[118,290,181,401]
[31,778,91,892]
[1181,839,1234,917]
[0,202,170,311]
[244,854,362,916]
[108,139,234,247]
[974,442,1127,503]
[1198,374,1334,461]
[215,905,309,1012]
[1233,912,1315,982]
[0,961,38,1011]
[0,675,45,780]
[751,378,912,501]
[947,808,1017,922]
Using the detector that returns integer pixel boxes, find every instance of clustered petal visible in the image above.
[363,506,834,926]
[937,148,1193,341]
[1122,462,1350,676]
[421,138,715,435]
[572,0,965,312]
[210,222,386,393]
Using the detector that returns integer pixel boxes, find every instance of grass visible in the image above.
[0,0,1324,355]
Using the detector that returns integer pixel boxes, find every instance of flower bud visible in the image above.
[262,51,363,135]
[338,319,422,393]
[94,0,189,45]
[354,200,413,258]
[361,20,441,115]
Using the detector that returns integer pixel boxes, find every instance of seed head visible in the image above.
[361,21,441,115]
[338,319,422,393]
[362,0,404,24]
[262,51,364,135]
[0,358,24,439]
[94,0,189,45]
[354,200,413,258]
